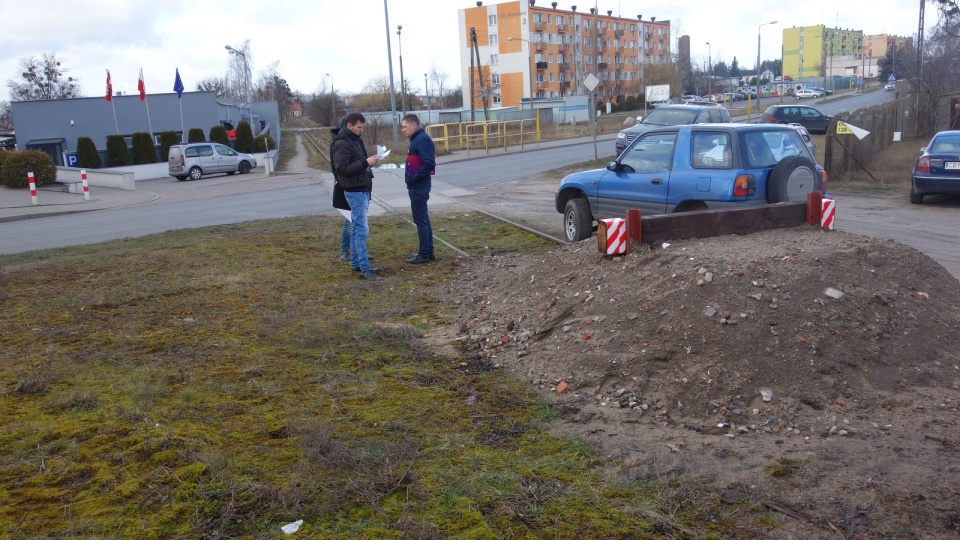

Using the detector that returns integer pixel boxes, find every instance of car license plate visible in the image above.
[946,162,960,170]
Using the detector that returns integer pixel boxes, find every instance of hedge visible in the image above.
[106,135,131,167]
[76,137,102,169]
[132,132,157,164]
[257,134,275,152]
[159,131,180,162]
[235,121,256,153]
[209,126,230,146]
[0,150,58,189]
[188,128,206,143]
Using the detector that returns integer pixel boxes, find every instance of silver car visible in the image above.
[168,142,257,181]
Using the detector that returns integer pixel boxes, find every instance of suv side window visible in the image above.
[185,147,199,158]
[198,145,214,157]
[692,132,732,169]
[215,145,237,157]
[621,133,677,174]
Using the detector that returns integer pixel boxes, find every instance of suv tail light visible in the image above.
[768,114,777,122]
[733,174,756,197]
[180,154,185,166]
[820,169,828,192]
[915,156,931,173]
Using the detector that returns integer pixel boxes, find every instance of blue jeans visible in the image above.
[343,191,372,272]
[408,184,433,257]
[340,219,352,255]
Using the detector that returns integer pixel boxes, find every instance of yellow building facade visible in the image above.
[458,0,671,109]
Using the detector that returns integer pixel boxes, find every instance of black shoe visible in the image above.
[406,254,434,264]
[360,270,383,281]
[353,267,381,272]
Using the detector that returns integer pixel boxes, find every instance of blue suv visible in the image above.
[556,124,828,242]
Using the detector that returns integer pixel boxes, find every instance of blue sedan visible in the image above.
[911,130,960,204]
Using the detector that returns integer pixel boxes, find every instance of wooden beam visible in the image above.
[638,202,809,244]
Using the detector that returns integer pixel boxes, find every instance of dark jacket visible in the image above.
[331,127,373,192]
[404,127,435,188]
[330,125,350,210]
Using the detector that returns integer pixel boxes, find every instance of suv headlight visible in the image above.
[617,132,626,140]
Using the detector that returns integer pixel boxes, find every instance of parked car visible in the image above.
[759,105,833,134]
[650,98,675,108]
[809,87,832,96]
[168,142,257,181]
[884,82,896,91]
[795,88,818,99]
[911,130,960,204]
[721,92,739,103]
[557,124,828,241]
[616,104,732,153]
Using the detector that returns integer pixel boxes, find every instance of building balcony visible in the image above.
[536,61,548,70]
[557,24,566,33]
[559,62,570,71]
[615,29,624,37]
[535,42,546,51]
[597,63,608,70]
[560,81,571,89]
[559,43,569,52]
[535,22,545,31]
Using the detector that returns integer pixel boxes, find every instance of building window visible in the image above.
[490,54,499,65]
[534,12,543,22]
[550,73,555,82]
[493,94,501,104]
[584,19,591,29]
[536,73,545,83]
[489,34,498,45]
[491,73,501,84]
[489,14,497,26]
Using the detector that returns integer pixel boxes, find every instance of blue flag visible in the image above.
[174,68,185,98]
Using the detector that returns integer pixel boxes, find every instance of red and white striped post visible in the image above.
[81,169,90,201]
[597,217,627,256]
[28,172,37,205]
[821,198,836,230]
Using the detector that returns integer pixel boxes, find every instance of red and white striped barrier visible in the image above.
[81,169,90,201]
[28,172,37,205]
[821,198,836,230]
[597,217,627,255]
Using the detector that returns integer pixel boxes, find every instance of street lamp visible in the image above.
[397,25,407,115]
[224,45,251,117]
[326,73,336,126]
[706,41,712,96]
[757,20,777,89]
[424,73,429,113]
[508,37,535,111]
[382,0,399,146]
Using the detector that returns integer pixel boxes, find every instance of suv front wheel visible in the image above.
[563,198,594,242]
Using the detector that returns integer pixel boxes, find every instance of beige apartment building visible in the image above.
[458,0,671,109]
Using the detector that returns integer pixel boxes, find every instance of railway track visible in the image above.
[298,129,568,252]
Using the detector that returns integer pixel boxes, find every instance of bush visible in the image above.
[159,131,180,162]
[132,132,158,164]
[76,137,102,169]
[0,152,9,173]
[235,121,256,153]
[105,135,131,167]
[256,134,275,152]
[1,150,58,188]
[188,128,206,143]
[209,126,230,146]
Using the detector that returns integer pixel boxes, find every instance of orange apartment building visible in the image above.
[457,0,671,110]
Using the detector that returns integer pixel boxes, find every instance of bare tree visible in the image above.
[7,53,81,101]
[196,77,228,98]
[254,61,293,119]
[920,17,960,128]
[0,100,13,131]
[429,63,449,108]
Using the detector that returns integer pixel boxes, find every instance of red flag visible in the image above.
[105,70,113,102]
[138,69,146,101]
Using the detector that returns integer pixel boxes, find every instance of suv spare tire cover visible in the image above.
[767,155,818,203]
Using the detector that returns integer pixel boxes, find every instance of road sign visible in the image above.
[583,73,599,92]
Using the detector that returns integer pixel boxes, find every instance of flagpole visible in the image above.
[179,100,185,136]
[107,69,119,134]
[141,69,154,137]
[174,68,186,138]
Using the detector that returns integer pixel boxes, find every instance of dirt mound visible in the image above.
[438,227,960,537]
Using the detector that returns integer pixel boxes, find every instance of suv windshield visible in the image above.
[641,108,700,126]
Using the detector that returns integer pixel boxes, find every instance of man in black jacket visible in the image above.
[331,113,381,281]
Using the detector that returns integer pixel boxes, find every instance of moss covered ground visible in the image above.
[0,213,736,539]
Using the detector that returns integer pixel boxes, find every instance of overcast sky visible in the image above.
[1,0,935,102]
